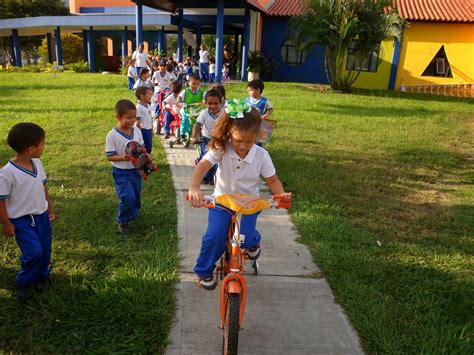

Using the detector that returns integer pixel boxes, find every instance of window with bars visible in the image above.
[346,43,380,73]
[280,39,307,65]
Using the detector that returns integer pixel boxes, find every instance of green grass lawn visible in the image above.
[0,73,473,353]
[0,73,179,353]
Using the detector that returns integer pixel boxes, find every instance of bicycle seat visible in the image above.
[215,194,270,214]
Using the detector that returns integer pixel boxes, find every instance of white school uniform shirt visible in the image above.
[105,127,144,170]
[203,142,276,197]
[199,50,209,63]
[127,66,137,79]
[133,79,152,90]
[151,71,176,92]
[0,159,48,218]
[209,63,216,74]
[135,103,153,130]
[247,96,273,114]
[163,93,180,109]
[196,108,221,139]
[132,50,148,68]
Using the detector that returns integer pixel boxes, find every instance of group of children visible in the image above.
[0,76,288,300]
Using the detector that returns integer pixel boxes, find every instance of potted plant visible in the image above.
[262,51,278,81]
[247,50,265,81]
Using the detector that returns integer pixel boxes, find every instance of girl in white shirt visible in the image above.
[198,44,209,82]
[187,101,291,290]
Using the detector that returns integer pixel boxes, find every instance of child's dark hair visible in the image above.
[209,108,261,154]
[135,86,152,99]
[170,80,182,94]
[7,122,45,153]
[247,79,265,93]
[115,99,136,116]
[209,84,226,100]
[205,89,222,103]
[188,73,200,82]
[139,68,149,78]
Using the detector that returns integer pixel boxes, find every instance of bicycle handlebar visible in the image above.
[185,193,293,210]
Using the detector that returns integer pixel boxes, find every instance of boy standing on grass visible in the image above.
[246,79,273,121]
[135,86,154,154]
[0,123,55,300]
[106,100,144,235]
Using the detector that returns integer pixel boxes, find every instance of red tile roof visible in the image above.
[396,0,474,23]
[265,0,305,17]
[264,0,473,23]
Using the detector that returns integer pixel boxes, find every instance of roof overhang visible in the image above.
[0,14,174,37]
[135,0,268,13]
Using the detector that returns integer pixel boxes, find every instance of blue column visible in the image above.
[54,27,63,66]
[46,33,54,64]
[215,0,224,83]
[12,29,21,67]
[135,0,143,48]
[195,24,202,59]
[177,9,184,63]
[87,28,94,73]
[121,27,128,60]
[388,38,402,91]
[241,7,250,81]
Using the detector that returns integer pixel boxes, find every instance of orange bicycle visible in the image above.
[193,193,292,355]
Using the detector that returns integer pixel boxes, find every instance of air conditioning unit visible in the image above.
[436,58,446,75]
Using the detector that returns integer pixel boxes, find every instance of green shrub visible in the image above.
[71,61,89,73]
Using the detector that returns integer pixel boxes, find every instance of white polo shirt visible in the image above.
[136,103,153,130]
[132,50,148,68]
[151,71,176,92]
[203,142,276,197]
[0,159,48,218]
[196,108,222,139]
[105,127,144,169]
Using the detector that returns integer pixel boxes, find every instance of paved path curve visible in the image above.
[162,139,363,354]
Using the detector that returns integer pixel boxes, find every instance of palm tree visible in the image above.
[290,0,406,93]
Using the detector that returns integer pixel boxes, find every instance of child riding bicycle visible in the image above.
[187,100,291,290]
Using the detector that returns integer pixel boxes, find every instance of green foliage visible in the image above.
[247,50,266,73]
[289,0,406,92]
[71,61,88,73]
[38,33,84,65]
[0,0,68,19]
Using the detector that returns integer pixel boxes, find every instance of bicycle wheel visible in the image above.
[222,293,240,355]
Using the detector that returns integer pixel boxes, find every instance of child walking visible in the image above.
[135,86,154,154]
[245,79,273,121]
[0,123,55,300]
[127,59,137,90]
[162,80,183,139]
[133,68,152,90]
[187,102,290,290]
[190,89,223,185]
[106,99,145,234]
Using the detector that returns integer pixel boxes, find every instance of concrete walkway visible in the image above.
[162,139,363,354]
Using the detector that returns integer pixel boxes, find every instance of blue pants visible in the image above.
[209,73,215,83]
[112,167,142,224]
[199,62,209,82]
[141,128,152,154]
[199,139,217,183]
[12,211,52,287]
[128,77,135,90]
[164,111,174,135]
[194,208,261,277]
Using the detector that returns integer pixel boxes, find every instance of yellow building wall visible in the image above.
[342,39,396,90]
[69,0,133,14]
[396,22,474,88]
